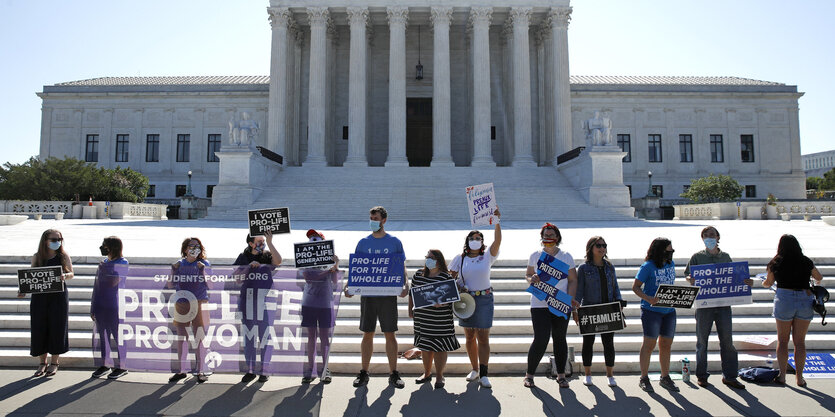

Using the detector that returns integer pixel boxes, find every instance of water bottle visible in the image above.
[766,353,775,369]
[681,358,690,382]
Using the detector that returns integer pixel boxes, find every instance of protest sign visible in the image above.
[18,266,64,294]
[526,252,573,318]
[294,240,335,269]
[346,253,406,296]
[654,284,700,309]
[690,261,753,308]
[465,183,498,227]
[577,302,625,335]
[248,207,290,236]
[411,279,460,309]
[789,353,835,379]
[534,252,570,283]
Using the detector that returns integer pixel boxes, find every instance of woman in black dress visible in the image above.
[408,249,460,389]
[19,229,74,377]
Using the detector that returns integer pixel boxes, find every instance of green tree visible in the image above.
[680,174,744,203]
[0,157,148,202]
[807,176,824,190]
[823,168,835,190]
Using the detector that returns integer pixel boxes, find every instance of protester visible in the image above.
[345,206,409,388]
[168,237,212,383]
[763,234,824,387]
[523,223,577,389]
[449,208,502,388]
[409,249,460,389]
[633,237,679,392]
[233,231,281,383]
[90,236,129,379]
[298,229,339,385]
[684,226,752,389]
[19,229,74,377]
[575,236,621,387]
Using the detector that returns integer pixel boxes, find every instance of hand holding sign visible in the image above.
[466,183,499,227]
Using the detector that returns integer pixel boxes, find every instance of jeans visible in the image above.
[695,306,738,380]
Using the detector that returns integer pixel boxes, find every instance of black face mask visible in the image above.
[100,246,110,256]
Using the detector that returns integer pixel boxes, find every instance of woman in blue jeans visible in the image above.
[762,234,823,387]
[632,237,679,393]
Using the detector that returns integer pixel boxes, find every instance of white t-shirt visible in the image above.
[449,250,498,291]
[527,249,575,308]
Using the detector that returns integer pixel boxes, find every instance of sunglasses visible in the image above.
[666,250,675,254]
[48,238,63,242]
[187,244,201,249]
[594,243,608,249]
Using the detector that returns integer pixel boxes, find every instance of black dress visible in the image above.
[30,255,70,356]
[412,271,460,352]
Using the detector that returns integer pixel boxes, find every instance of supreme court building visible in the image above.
[37,1,807,220]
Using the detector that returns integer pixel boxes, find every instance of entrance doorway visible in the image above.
[406,98,432,167]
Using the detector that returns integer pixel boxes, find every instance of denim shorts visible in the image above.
[459,292,494,329]
[773,288,815,321]
[641,308,676,339]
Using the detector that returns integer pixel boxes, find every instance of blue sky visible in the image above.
[1,0,833,166]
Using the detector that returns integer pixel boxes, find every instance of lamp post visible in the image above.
[646,170,654,197]
[185,170,194,197]
[415,25,423,80]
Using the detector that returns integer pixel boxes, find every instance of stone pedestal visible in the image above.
[82,205,97,219]
[211,147,279,209]
[557,145,634,216]
[179,196,212,220]
[632,196,662,220]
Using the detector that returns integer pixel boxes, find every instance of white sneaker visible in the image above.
[608,377,617,387]
[466,370,479,381]
[480,376,492,388]
[584,375,593,386]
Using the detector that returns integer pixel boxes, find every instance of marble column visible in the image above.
[39,107,53,159]
[470,7,495,167]
[385,6,409,167]
[304,7,329,166]
[510,7,535,167]
[344,7,369,167]
[430,7,454,167]
[267,7,292,158]
[548,6,573,164]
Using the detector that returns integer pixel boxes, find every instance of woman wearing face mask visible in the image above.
[233,230,281,383]
[574,236,621,387]
[523,223,578,389]
[298,229,339,385]
[19,229,74,377]
[168,237,212,383]
[449,208,501,388]
[633,237,679,393]
[409,249,459,389]
[91,236,129,379]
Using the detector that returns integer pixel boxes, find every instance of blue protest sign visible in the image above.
[526,253,573,318]
[346,253,405,296]
[535,252,570,283]
[690,261,752,308]
[789,353,835,378]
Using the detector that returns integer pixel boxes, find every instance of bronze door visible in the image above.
[406,98,432,167]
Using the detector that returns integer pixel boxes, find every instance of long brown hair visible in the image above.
[180,237,207,260]
[33,229,70,272]
[645,237,672,268]
[421,249,449,276]
[102,236,123,259]
[584,236,610,266]
[461,230,486,257]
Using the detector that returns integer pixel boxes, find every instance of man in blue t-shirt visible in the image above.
[344,206,408,389]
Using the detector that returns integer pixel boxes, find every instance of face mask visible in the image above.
[369,220,381,232]
[48,241,62,251]
[541,238,557,247]
[188,248,201,258]
[100,246,110,256]
[425,258,437,269]
[255,244,266,253]
[703,238,717,250]
[468,239,482,250]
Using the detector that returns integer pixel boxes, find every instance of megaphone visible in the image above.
[453,292,476,319]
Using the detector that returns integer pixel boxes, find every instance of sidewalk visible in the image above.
[1,369,833,416]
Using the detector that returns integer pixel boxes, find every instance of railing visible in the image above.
[674,201,834,220]
[556,146,586,165]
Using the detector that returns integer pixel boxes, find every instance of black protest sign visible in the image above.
[248,207,290,236]
[294,240,336,268]
[18,266,65,294]
[411,279,460,310]
[654,284,700,309]
[577,301,625,335]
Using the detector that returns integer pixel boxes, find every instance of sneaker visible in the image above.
[169,373,187,383]
[241,373,256,383]
[107,368,128,379]
[583,375,593,386]
[258,374,269,383]
[479,376,492,389]
[607,376,617,387]
[92,366,111,379]
[639,376,654,392]
[659,375,680,392]
[466,370,479,382]
[196,373,209,384]
[389,371,405,389]
[321,368,332,384]
[353,370,369,387]
[301,375,316,384]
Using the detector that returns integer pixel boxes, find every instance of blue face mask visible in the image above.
[369,220,381,232]
[703,238,718,250]
[48,241,62,251]
[425,258,437,269]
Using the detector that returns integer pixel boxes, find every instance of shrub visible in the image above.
[680,174,743,203]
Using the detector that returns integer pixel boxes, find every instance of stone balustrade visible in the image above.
[674,201,834,220]
[0,200,167,220]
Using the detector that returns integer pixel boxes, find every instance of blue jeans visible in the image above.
[695,306,738,380]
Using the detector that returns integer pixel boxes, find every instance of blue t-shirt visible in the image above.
[174,258,211,301]
[355,233,404,255]
[636,260,676,314]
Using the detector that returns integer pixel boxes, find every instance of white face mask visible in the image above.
[188,248,201,258]
[425,258,437,269]
[48,241,62,251]
[468,239,483,250]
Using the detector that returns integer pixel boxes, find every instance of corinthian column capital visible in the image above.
[268,7,293,28]
[430,7,453,28]
[387,6,409,27]
[546,6,572,29]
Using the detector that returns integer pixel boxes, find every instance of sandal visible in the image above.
[45,363,59,377]
[34,363,47,377]
[558,377,569,389]
[797,377,807,388]
[524,377,535,388]
[773,374,786,385]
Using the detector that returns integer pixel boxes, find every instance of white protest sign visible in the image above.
[465,183,498,227]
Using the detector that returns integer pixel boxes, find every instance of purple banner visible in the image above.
[92,264,342,376]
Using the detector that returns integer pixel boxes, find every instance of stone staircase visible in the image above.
[207,166,636,221]
[1,257,832,376]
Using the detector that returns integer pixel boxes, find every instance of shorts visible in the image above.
[359,296,398,333]
[459,292,494,329]
[773,288,815,321]
[301,306,334,328]
[641,308,676,339]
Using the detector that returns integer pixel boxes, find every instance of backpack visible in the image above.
[738,366,780,383]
